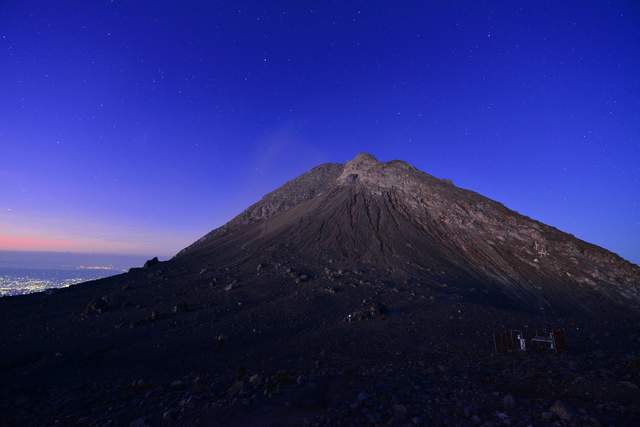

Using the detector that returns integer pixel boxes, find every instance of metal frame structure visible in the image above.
[493,328,566,353]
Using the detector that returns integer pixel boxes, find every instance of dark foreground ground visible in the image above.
[1,260,639,426]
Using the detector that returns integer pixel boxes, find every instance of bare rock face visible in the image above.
[337,152,418,189]
[178,153,640,315]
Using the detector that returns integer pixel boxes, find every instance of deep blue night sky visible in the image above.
[0,1,639,262]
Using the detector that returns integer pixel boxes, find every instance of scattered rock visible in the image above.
[162,408,179,421]
[346,302,387,322]
[227,380,245,397]
[549,400,575,421]
[84,296,111,315]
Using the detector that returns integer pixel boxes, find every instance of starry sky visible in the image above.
[0,1,639,262]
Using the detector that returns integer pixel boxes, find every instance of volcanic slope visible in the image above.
[179,153,640,316]
[2,153,640,427]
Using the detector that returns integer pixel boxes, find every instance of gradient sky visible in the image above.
[0,1,639,262]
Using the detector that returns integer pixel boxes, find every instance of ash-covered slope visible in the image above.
[3,153,640,427]
[180,153,640,314]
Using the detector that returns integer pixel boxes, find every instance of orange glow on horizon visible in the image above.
[0,232,147,254]
[0,233,81,252]
[0,231,179,256]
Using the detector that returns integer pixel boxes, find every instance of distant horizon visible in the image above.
[0,249,157,274]
[0,248,170,259]
[0,248,151,297]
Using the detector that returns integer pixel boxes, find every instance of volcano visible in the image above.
[2,153,639,426]
[180,153,640,315]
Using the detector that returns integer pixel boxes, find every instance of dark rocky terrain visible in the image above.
[2,153,640,426]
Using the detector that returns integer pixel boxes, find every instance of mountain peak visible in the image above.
[340,152,379,174]
[338,153,420,189]
[350,152,379,163]
[338,152,385,185]
[178,154,640,314]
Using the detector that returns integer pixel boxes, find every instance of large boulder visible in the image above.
[143,257,159,269]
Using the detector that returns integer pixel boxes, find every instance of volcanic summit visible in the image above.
[2,153,640,426]
[180,152,640,315]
